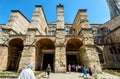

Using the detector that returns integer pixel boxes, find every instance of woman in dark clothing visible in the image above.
[88,67,93,79]
[46,64,51,78]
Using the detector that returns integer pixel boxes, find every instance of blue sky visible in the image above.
[0,0,110,24]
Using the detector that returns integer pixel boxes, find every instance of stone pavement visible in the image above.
[40,72,120,79]
[97,73,120,79]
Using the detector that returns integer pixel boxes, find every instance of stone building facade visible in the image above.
[0,4,102,73]
[106,0,120,19]
[96,0,120,69]
[98,15,120,69]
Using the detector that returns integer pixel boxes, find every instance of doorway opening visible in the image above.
[35,38,55,71]
[67,54,79,72]
[42,54,54,71]
[67,55,77,65]
[8,38,23,71]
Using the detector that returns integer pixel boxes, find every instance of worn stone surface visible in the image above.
[7,10,29,34]
[106,0,120,19]
[102,22,120,69]
[30,6,48,35]
[80,26,102,73]
[0,46,8,70]
[101,15,120,30]
[0,5,103,73]
[55,4,66,72]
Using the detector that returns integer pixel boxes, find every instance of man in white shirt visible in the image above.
[17,63,35,79]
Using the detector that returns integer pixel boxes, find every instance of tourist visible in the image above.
[93,65,97,78]
[93,65,96,74]
[78,64,81,72]
[75,64,78,72]
[68,64,71,73]
[81,65,83,72]
[72,64,75,72]
[88,67,93,79]
[17,63,35,79]
[46,64,51,78]
[82,66,87,78]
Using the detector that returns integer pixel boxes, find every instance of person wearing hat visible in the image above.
[17,63,35,79]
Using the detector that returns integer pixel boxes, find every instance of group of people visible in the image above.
[68,64,93,78]
[18,63,95,79]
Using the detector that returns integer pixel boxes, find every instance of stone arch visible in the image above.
[7,38,24,71]
[66,38,83,70]
[35,38,55,71]
[96,46,104,64]
[66,38,83,51]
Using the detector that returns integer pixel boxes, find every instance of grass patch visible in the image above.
[0,71,19,78]
[0,71,44,76]
[103,69,120,77]
[0,71,19,75]
[34,71,43,76]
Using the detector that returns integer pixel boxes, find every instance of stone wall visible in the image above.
[0,46,8,71]
[103,26,120,69]
[0,4,103,73]
[80,28,102,73]
[30,5,48,35]
[18,28,37,71]
[55,4,66,73]
[7,10,29,34]
[106,27,120,44]
[72,9,90,35]
[101,15,120,30]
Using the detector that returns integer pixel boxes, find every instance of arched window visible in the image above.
[96,47,104,64]
[104,27,110,35]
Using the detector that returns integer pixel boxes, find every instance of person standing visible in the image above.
[72,64,75,72]
[82,66,87,78]
[78,65,81,72]
[75,65,78,72]
[88,67,93,79]
[93,65,96,74]
[68,64,71,73]
[17,63,35,79]
[46,64,51,78]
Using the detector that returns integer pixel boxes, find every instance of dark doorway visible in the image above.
[67,55,77,65]
[42,54,54,71]
[67,55,78,66]
[67,55,77,71]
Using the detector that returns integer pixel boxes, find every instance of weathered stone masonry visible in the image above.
[0,4,102,73]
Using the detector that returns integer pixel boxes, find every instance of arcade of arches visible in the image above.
[7,37,91,72]
[6,37,103,73]
[0,4,104,73]
[35,38,84,72]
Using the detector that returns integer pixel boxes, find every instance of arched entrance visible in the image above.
[66,38,83,70]
[35,38,55,71]
[96,47,104,64]
[7,38,23,71]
